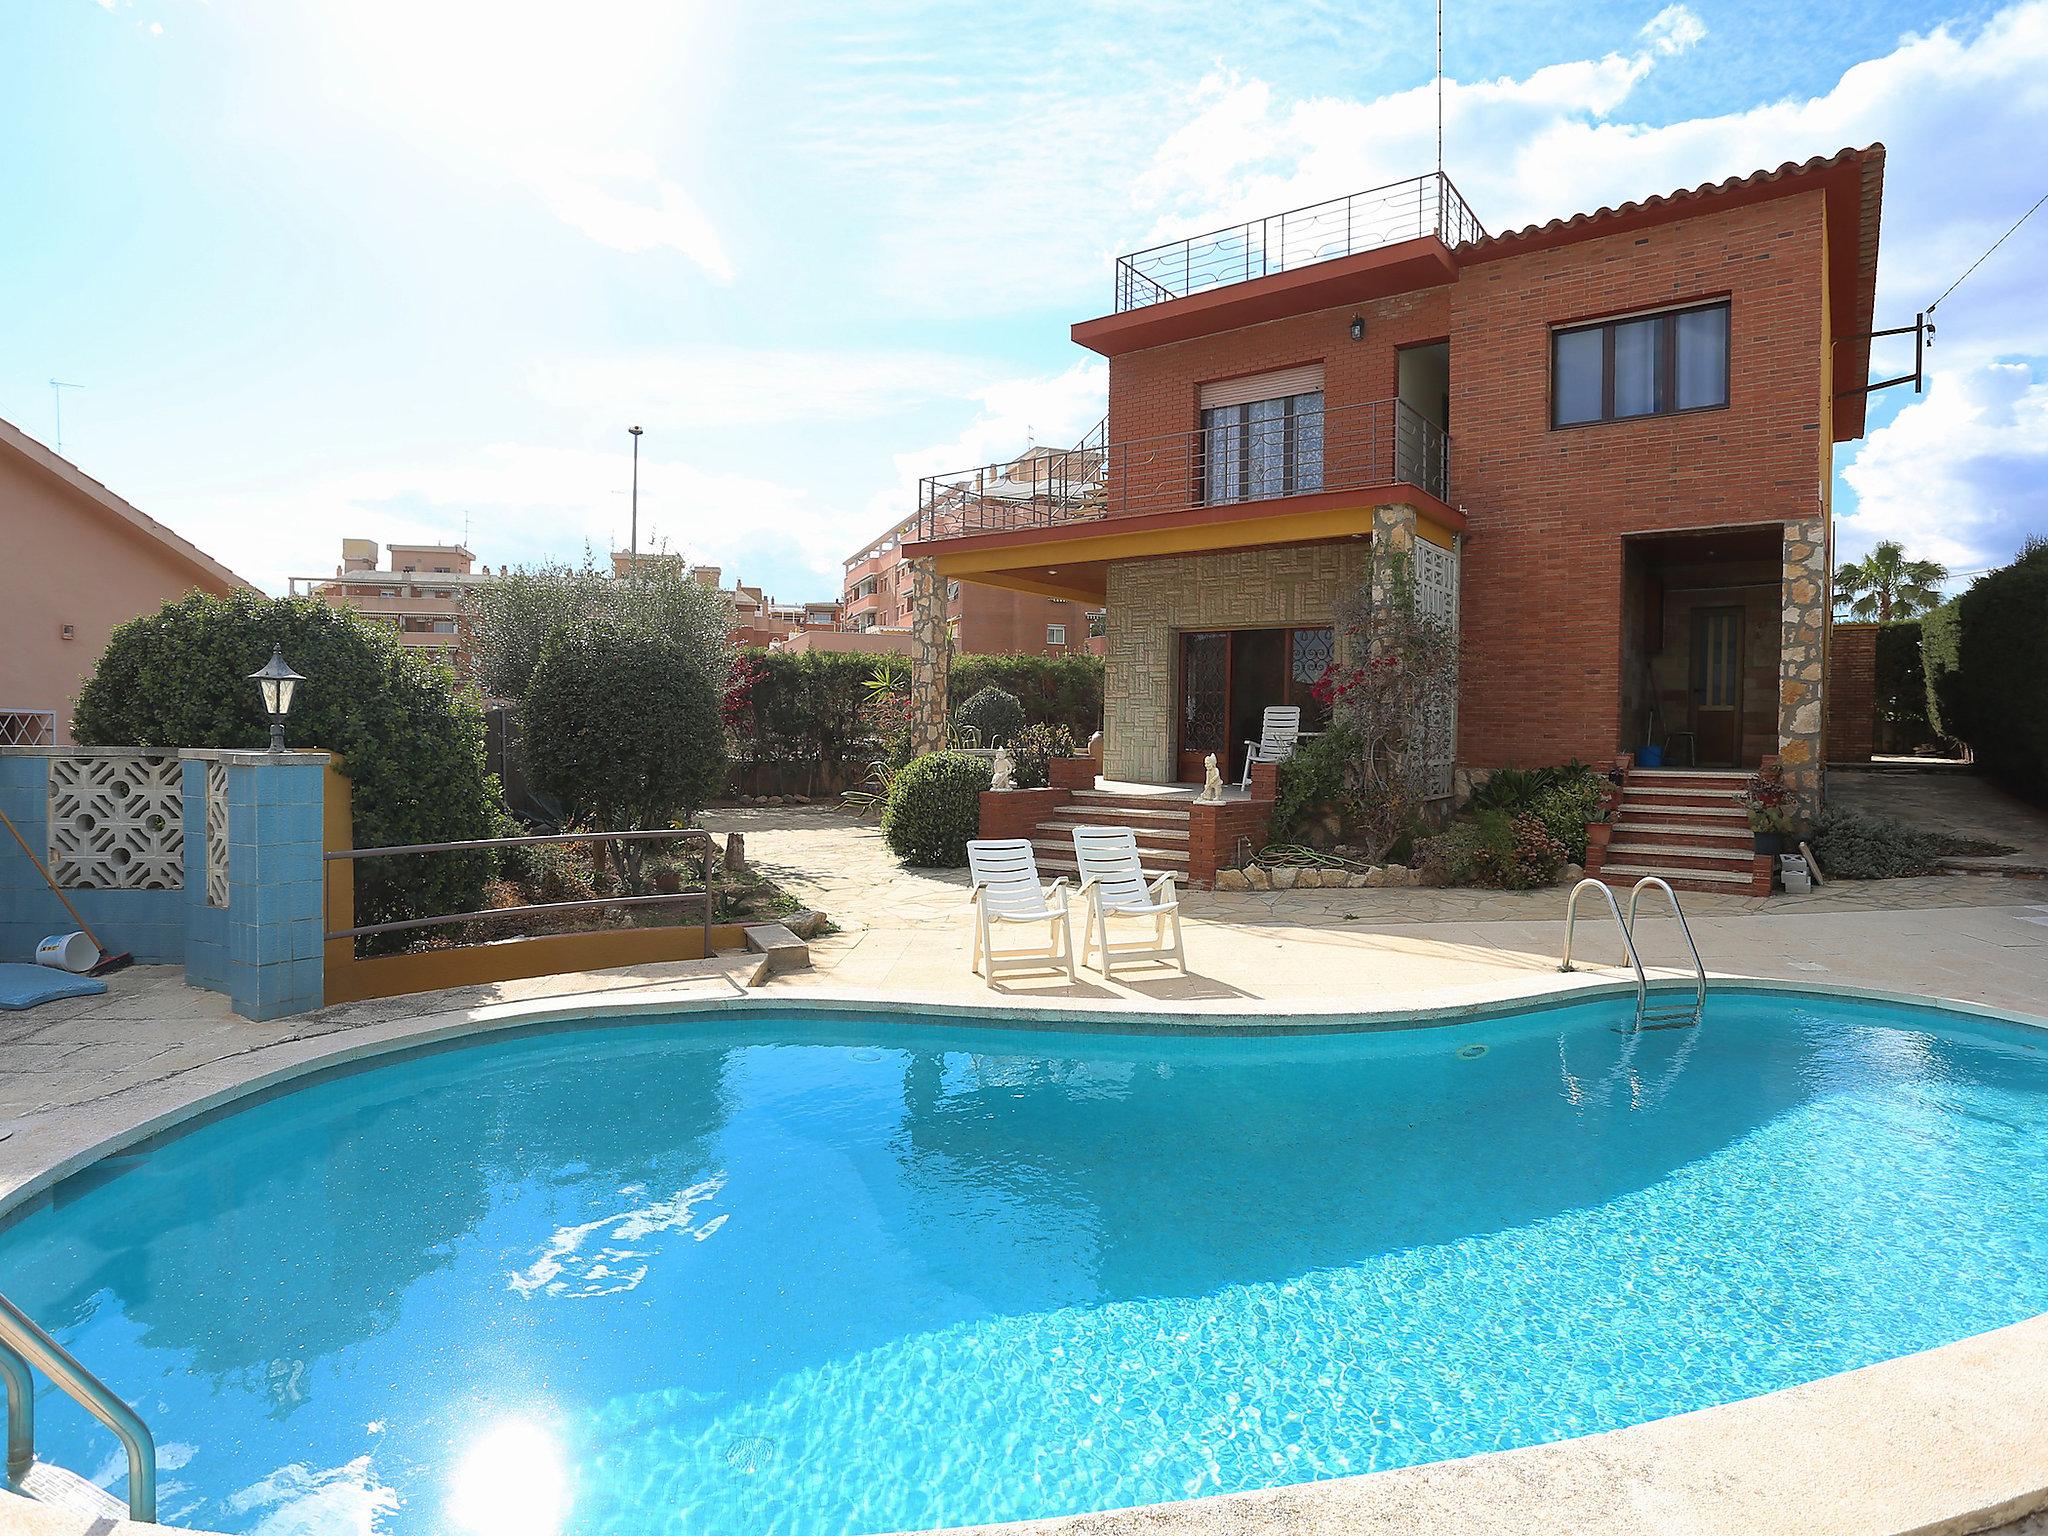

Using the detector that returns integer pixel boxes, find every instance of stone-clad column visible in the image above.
[907,557,951,756]
[1778,516,1828,816]
[1367,503,1419,652]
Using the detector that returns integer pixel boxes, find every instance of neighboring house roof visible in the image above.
[0,415,256,593]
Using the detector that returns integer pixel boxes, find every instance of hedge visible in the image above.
[1941,543,2048,800]
[949,654,1102,738]
[1921,599,1964,743]
[726,651,1105,792]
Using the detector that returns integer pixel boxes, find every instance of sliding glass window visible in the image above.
[1552,301,1729,427]
[1202,390,1325,504]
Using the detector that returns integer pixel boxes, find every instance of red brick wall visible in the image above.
[1826,621,1877,763]
[1450,191,1829,768]
[978,786,1068,842]
[1108,288,1451,447]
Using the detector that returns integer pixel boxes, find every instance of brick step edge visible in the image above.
[1038,821,1191,842]
[1605,844,1757,869]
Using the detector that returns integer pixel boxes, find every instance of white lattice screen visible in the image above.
[47,755,185,890]
[205,762,230,907]
[1414,540,1461,801]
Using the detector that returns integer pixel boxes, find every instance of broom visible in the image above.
[0,803,135,975]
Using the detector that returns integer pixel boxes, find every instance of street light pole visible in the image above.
[628,425,643,570]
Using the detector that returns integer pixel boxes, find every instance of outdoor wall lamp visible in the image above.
[1349,315,1365,342]
[250,645,305,753]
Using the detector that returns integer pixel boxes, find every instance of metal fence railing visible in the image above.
[324,828,715,952]
[915,399,1448,544]
[1114,172,1486,312]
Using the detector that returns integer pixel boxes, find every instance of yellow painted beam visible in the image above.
[934,504,1376,578]
[323,922,751,1006]
[1416,515,1458,551]
[954,570,1106,603]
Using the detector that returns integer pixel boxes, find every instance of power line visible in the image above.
[1928,190,2047,314]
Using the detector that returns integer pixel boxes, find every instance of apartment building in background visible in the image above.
[845,459,1106,658]
[291,540,485,680]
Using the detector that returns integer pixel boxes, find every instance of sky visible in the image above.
[2,0,2044,602]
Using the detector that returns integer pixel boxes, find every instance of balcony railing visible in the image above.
[914,399,1448,544]
[1114,172,1485,312]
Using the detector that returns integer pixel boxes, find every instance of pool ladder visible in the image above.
[0,1286,156,1523]
[1559,876,1708,1030]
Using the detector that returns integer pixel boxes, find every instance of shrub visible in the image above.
[525,620,727,835]
[1273,724,1356,841]
[1921,599,1963,742]
[952,685,1025,745]
[72,589,495,940]
[467,551,733,704]
[1467,766,1553,814]
[1531,766,1608,865]
[1808,810,1949,880]
[728,650,882,786]
[1423,810,1565,890]
[882,751,992,866]
[950,654,1102,737]
[1008,722,1079,790]
[1873,621,1936,752]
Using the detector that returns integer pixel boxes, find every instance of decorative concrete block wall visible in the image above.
[0,748,188,964]
[1103,543,1366,783]
[0,746,328,1020]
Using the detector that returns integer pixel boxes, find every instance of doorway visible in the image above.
[1176,626,1334,782]
[1690,606,1744,767]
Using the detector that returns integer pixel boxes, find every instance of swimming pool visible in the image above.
[3,988,2047,1535]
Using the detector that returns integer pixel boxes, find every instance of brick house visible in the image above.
[902,150,1885,886]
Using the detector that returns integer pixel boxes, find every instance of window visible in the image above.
[1202,389,1325,504]
[1552,301,1729,427]
[1046,624,1067,646]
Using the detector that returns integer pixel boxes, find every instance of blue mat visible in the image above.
[0,962,107,1010]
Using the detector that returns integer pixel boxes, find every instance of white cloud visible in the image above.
[1640,5,1707,57]
[526,346,997,430]
[1839,364,2048,571]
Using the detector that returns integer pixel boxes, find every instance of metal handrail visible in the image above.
[0,1290,156,1522]
[325,828,716,949]
[1559,877,1649,1020]
[1625,876,1709,1023]
[913,397,1449,545]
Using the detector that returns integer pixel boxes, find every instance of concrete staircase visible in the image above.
[1030,789,1192,880]
[1591,768,1770,896]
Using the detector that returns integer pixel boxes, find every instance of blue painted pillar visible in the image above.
[183,750,329,1021]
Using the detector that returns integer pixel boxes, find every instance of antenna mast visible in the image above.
[1436,0,1444,179]
[49,379,83,452]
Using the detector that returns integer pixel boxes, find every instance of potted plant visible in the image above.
[1734,770,1796,854]
[1585,802,1614,854]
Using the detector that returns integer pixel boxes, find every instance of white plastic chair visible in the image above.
[1071,827,1186,977]
[965,840,1075,986]
[1240,705,1302,789]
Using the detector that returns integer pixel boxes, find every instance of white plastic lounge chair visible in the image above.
[966,839,1076,986]
[1071,826,1186,977]
[1240,705,1302,789]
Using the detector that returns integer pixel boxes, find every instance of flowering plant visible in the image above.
[1734,768,1796,834]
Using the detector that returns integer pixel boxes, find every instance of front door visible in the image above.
[1176,628,1336,782]
[1691,606,1743,767]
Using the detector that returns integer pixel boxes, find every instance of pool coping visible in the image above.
[3,971,2047,1536]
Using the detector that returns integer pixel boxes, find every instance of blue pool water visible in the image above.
[4,991,2048,1535]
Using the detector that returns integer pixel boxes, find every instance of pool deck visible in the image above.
[3,806,2048,1535]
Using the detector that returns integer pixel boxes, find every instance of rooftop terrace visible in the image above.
[1114,170,1485,312]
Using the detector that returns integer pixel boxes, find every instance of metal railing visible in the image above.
[915,399,1447,544]
[0,710,56,749]
[0,1289,157,1522]
[1560,876,1709,1030]
[1114,172,1486,312]
[325,828,716,951]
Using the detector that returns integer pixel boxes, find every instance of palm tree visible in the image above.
[1834,540,1949,622]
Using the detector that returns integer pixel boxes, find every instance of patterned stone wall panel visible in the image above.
[205,762,230,908]
[47,754,185,890]
[1104,544,1367,783]
[1778,516,1828,814]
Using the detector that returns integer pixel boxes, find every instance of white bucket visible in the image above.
[35,931,97,973]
